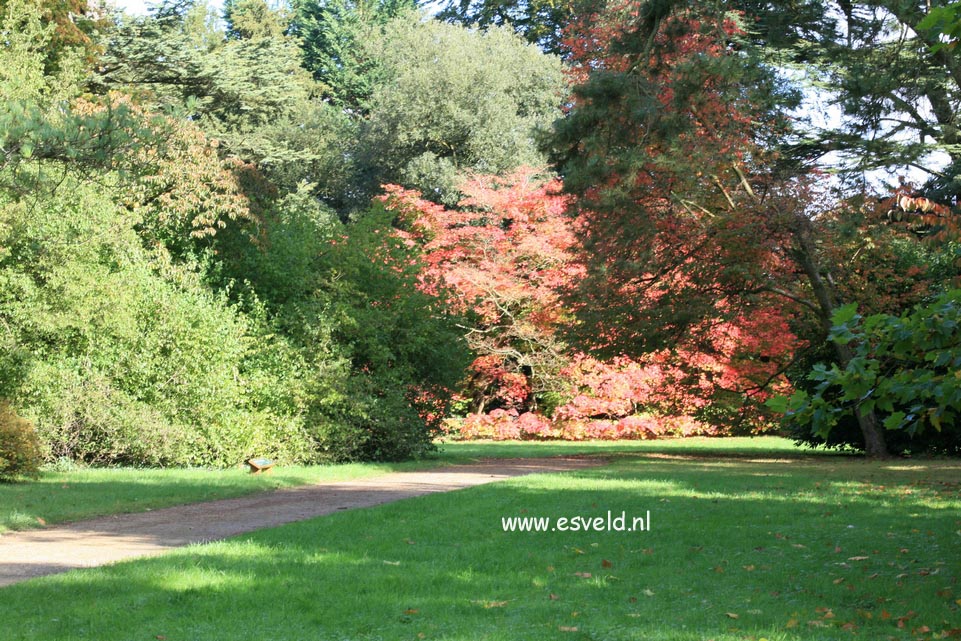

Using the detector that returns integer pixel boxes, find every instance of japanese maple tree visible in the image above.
[381,168,576,416]
[380,163,798,438]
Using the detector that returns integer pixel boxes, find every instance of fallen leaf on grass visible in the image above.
[383,561,401,566]
[404,609,418,615]
[574,572,592,578]
[785,618,798,629]
[847,556,869,561]
[36,517,46,526]
[642,589,655,597]
[743,565,756,572]
[942,628,961,637]
[549,593,559,601]
[602,559,613,569]
[833,578,845,585]
[725,612,739,619]
[896,610,917,628]
[558,626,578,632]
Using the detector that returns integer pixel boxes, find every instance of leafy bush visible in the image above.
[777,290,961,455]
[295,205,469,461]
[307,374,441,461]
[0,402,42,480]
[1,177,318,467]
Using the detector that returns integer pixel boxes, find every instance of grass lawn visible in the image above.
[0,437,799,533]
[3,444,959,640]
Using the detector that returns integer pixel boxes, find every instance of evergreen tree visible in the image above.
[437,0,583,54]
[94,0,316,156]
[741,0,961,200]
[549,0,894,456]
[290,0,415,112]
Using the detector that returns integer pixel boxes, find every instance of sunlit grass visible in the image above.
[1,437,805,533]
[3,445,959,640]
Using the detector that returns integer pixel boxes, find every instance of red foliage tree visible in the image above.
[380,160,800,440]
[381,168,576,416]
[549,0,901,454]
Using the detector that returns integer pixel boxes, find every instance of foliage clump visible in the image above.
[0,403,42,480]
[779,290,961,456]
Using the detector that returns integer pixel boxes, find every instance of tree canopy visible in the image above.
[2,0,959,468]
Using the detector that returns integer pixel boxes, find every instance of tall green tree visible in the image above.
[735,0,961,200]
[96,0,356,207]
[353,15,566,205]
[95,0,317,159]
[437,0,582,54]
[290,0,415,112]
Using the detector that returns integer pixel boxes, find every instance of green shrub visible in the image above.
[0,402,42,480]
[777,290,961,455]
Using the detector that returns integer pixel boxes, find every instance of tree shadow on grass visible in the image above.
[3,457,958,641]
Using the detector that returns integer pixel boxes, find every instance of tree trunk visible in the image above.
[833,341,889,458]
[792,214,890,458]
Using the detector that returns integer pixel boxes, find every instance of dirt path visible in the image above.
[0,457,601,588]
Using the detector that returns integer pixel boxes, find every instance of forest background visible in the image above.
[2,0,961,476]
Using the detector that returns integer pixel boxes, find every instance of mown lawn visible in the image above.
[4,442,959,640]
[0,437,800,533]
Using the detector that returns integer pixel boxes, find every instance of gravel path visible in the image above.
[0,457,601,588]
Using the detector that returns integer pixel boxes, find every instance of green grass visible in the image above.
[435,435,831,459]
[0,437,801,533]
[4,445,959,640]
